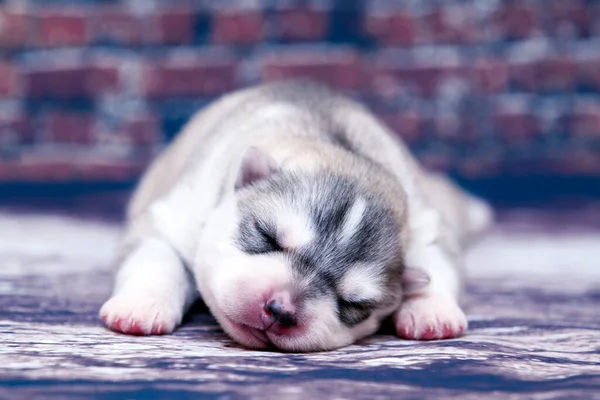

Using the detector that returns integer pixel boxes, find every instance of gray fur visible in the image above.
[236,171,403,327]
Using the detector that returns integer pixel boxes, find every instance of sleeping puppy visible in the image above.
[100,79,493,352]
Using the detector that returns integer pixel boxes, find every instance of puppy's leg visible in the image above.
[394,210,467,340]
[100,238,196,335]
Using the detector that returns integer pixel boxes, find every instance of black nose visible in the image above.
[265,300,296,327]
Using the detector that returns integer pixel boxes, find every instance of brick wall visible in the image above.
[0,0,599,184]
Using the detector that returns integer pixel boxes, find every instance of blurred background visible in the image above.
[0,0,599,213]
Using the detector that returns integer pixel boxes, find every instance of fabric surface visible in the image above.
[1,208,599,399]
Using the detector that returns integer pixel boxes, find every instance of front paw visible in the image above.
[394,295,467,340]
[99,294,182,336]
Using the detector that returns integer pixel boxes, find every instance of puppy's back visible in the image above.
[126,80,345,219]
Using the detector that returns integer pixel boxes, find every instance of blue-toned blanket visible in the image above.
[1,209,599,399]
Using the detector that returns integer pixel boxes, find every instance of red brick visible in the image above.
[433,113,476,142]
[120,115,160,145]
[21,160,73,181]
[26,68,85,98]
[459,157,501,178]
[153,8,195,45]
[578,57,600,92]
[26,65,120,99]
[365,51,469,98]
[419,152,453,172]
[508,60,538,92]
[423,7,473,44]
[472,57,509,93]
[90,6,143,45]
[35,10,89,47]
[570,102,600,138]
[44,113,96,143]
[0,9,29,48]
[547,0,590,37]
[0,114,34,143]
[276,8,328,41]
[367,63,439,98]
[537,56,577,92]
[0,62,20,96]
[0,161,11,181]
[363,12,415,46]
[366,72,408,103]
[75,160,143,181]
[213,10,265,44]
[261,50,360,90]
[0,155,145,182]
[0,158,73,182]
[545,150,600,175]
[593,5,600,38]
[492,111,539,143]
[142,58,237,97]
[379,111,421,143]
[493,3,539,40]
[87,66,121,95]
[435,64,467,89]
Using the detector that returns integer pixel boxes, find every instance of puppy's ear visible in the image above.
[235,147,278,189]
[402,268,430,295]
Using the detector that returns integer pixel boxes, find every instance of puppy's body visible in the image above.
[101,80,492,351]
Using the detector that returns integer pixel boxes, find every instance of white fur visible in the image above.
[394,205,467,340]
[405,227,461,300]
[100,238,195,335]
[339,197,366,243]
[338,266,384,302]
[251,103,303,126]
[276,209,314,249]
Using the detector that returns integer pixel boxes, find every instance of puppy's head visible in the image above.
[194,148,406,351]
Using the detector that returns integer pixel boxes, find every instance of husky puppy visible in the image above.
[100,80,492,352]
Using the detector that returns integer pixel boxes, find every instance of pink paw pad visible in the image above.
[395,295,467,341]
[99,295,179,336]
[105,316,142,335]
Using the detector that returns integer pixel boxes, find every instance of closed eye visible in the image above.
[338,298,376,310]
[337,298,375,326]
[255,221,283,253]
